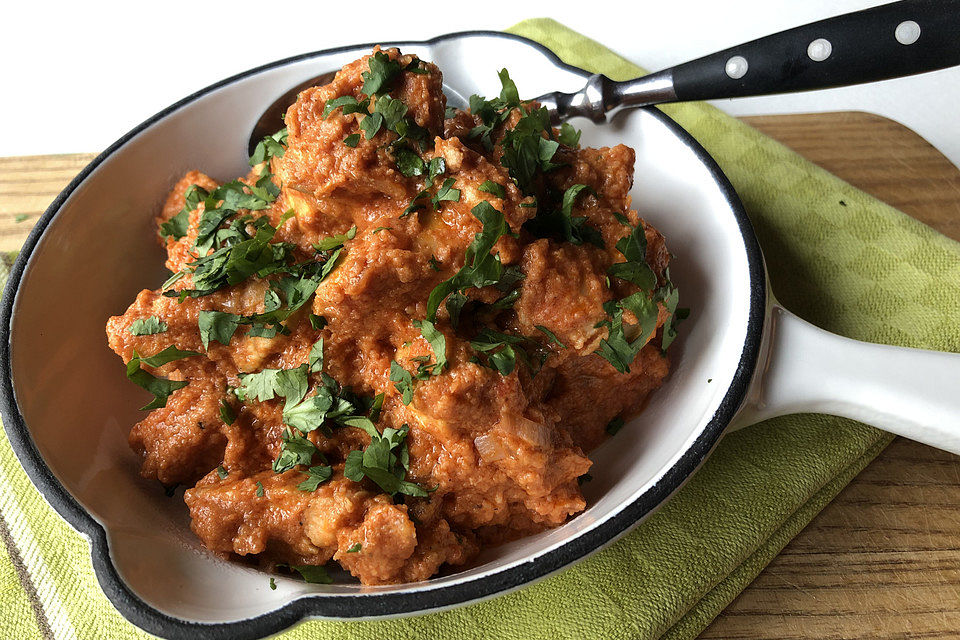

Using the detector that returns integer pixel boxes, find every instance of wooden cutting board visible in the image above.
[1,112,959,639]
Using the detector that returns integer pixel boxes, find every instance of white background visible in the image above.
[3,0,957,166]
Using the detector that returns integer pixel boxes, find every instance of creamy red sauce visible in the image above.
[106,48,676,585]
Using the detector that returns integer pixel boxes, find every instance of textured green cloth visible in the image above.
[3,18,960,640]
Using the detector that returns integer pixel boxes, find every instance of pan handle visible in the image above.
[731,300,960,455]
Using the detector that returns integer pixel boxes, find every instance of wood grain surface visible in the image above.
[1,112,958,639]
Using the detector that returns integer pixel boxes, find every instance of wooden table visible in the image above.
[2,112,959,639]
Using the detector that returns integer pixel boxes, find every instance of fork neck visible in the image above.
[543,71,677,124]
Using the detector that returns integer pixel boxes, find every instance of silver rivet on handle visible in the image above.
[725,56,748,79]
[807,38,833,62]
[895,20,921,45]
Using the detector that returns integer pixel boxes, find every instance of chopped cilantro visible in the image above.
[159,210,189,241]
[497,68,521,106]
[219,399,236,425]
[309,314,327,330]
[273,428,320,473]
[255,481,264,497]
[129,316,167,336]
[286,564,333,584]
[283,389,335,433]
[361,51,402,97]
[239,364,308,409]
[308,338,324,373]
[606,417,625,435]
[469,328,531,376]
[478,180,506,199]
[249,128,287,167]
[525,183,603,248]
[159,184,206,241]
[371,226,392,234]
[297,465,333,492]
[661,286,688,352]
[390,361,414,405]
[558,122,582,147]
[198,310,240,349]
[431,178,461,208]
[269,578,277,590]
[395,147,425,177]
[401,190,429,218]
[499,106,559,194]
[165,215,291,299]
[425,201,510,322]
[608,222,656,290]
[372,95,408,132]
[345,543,362,553]
[426,157,446,183]
[359,112,384,140]
[313,226,357,251]
[343,133,361,147]
[594,292,659,373]
[189,179,279,255]
[534,325,566,348]
[344,423,427,497]
[368,392,385,422]
[322,95,370,118]
[428,255,440,271]
[216,466,228,479]
[125,348,195,410]
[138,345,201,368]
[412,319,447,375]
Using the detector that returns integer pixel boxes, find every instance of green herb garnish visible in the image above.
[478,180,506,199]
[344,423,427,497]
[249,128,288,167]
[534,325,566,349]
[198,311,240,349]
[285,564,333,584]
[606,417,625,435]
[273,428,322,473]
[412,319,447,376]
[390,361,414,405]
[425,201,510,322]
[129,316,168,336]
[297,465,333,492]
[219,399,236,425]
[361,51,402,96]
[313,226,357,251]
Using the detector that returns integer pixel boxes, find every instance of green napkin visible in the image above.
[3,19,959,640]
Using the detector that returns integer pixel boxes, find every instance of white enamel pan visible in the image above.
[2,30,958,640]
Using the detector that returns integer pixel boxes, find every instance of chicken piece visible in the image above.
[548,344,670,451]
[514,239,613,355]
[278,48,445,202]
[186,469,329,565]
[128,366,227,485]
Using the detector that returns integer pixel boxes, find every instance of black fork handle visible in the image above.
[671,0,960,101]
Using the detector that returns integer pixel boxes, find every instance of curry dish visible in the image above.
[106,48,682,585]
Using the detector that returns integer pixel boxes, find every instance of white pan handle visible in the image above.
[733,301,960,455]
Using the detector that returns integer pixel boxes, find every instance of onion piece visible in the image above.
[505,414,552,450]
[474,434,509,462]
